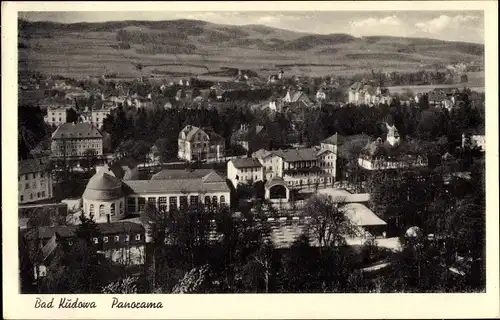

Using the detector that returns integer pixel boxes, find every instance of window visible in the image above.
[93,237,98,244]
[25,183,29,189]
[179,196,188,210]
[20,195,24,202]
[99,204,105,216]
[52,117,55,122]
[37,192,41,198]
[59,118,62,122]
[114,235,119,242]
[127,197,136,213]
[30,194,33,200]
[125,235,130,242]
[32,181,36,189]
[159,197,167,211]
[103,237,108,243]
[220,195,226,205]
[40,172,44,178]
[190,196,199,206]
[169,197,177,211]
[110,203,115,216]
[212,196,218,206]
[119,202,124,215]
[89,204,95,215]
[204,196,210,206]
[68,240,73,246]
[24,174,28,180]
[148,197,156,207]
[138,197,146,211]
[40,180,45,187]
[135,234,141,241]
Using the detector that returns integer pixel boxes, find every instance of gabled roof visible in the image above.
[230,158,263,169]
[19,157,51,175]
[273,147,321,162]
[51,123,102,140]
[322,133,345,146]
[252,148,272,159]
[179,125,224,142]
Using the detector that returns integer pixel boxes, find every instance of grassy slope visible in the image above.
[18,19,484,80]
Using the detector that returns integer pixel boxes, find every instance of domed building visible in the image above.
[83,169,126,223]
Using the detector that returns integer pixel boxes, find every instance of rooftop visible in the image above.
[322,133,345,146]
[230,158,263,169]
[151,169,215,180]
[25,221,145,240]
[343,203,387,227]
[124,176,230,194]
[19,157,51,175]
[51,123,103,140]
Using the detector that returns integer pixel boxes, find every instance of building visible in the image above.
[24,221,147,273]
[230,123,270,154]
[90,106,114,129]
[320,133,345,154]
[358,137,428,171]
[227,158,264,188]
[18,157,54,204]
[348,82,392,106]
[281,89,314,109]
[252,144,337,189]
[177,125,225,162]
[50,123,103,159]
[81,167,231,222]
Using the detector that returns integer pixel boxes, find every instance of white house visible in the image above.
[18,157,54,204]
[178,125,225,162]
[227,158,264,188]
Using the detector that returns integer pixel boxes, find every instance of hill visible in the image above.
[18,19,484,80]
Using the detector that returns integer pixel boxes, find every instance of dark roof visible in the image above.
[230,158,263,169]
[273,147,321,162]
[322,133,345,146]
[265,176,287,189]
[19,157,51,175]
[51,123,102,139]
[151,169,215,180]
[25,222,145,240]
[124,176,230,194]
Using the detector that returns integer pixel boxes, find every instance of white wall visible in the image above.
[83,197,126,223]
[18,170,53,204]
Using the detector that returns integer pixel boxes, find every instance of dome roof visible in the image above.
[83,171,123,201]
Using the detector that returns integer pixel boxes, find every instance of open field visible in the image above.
[19,19,484,81]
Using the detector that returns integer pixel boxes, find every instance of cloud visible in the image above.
[415,14,480,33]
[349,15,402,29]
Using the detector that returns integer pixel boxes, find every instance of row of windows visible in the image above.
[89,203,124,216]
[19,172,46,181]
[20,179,47,190]
[20,191,48,202]
[127,195,226,212]
[92,234,141,244]
[240,167,261,173]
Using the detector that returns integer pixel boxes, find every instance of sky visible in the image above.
[19,11,485,44]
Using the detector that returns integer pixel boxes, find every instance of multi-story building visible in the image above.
[358,124,427,171]
[178,125,225,162]
[252,138,339,189]
[230,123,270,154]
[348,82,392,106]
[82,166,231,223]
[18,157,53,204]
[50,123,103,159]
[89,106,114,129]
[45,106,72,126]
[25,221,147,279]
[227,158,264,188]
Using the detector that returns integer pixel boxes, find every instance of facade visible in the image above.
[227,158,264,188]
[18,157,53,204]
[50,123,103,158]
[90,106,114,129]
[25,221,147,268]
[82,167,231,220]
[252,143,338,189]
[348,82,392,106]
[178,125,225,162]
[230,123,270,154]
[45,107,69,126]
[358,135,428,171]
[281,89,314,109]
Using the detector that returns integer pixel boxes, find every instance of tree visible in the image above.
[81,148,98,174]
[101,277,139,293]
[281,235,319,292]
[241,239,275,293]
[172,265,210,293]
[304,194,354,248]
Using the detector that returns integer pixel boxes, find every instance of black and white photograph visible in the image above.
[3,1,499,318]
